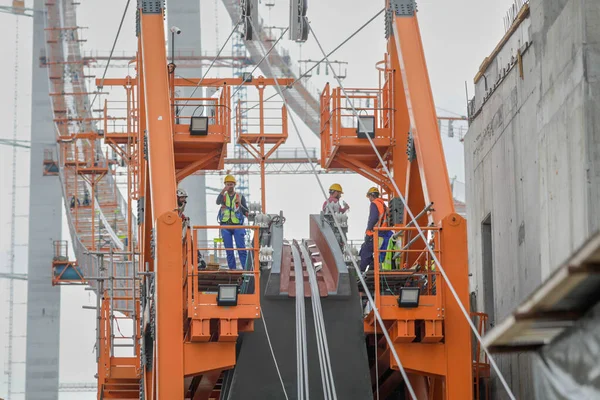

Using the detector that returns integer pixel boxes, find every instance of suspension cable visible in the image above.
[291,243,309,400]
[247,17,418,400]
[230,27,289,102]
[301,242,337,400]
[309,23,517,400]
[176,21,241,117]
[89,0,131,111]
[261,307,290,400]
[239,8,385,118]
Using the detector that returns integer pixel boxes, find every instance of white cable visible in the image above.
[310,22,517,400]
[246,16,417,400]
[305,247,329,399]
[176,21,241,117]
[230,27,289,102]
[260,308,290,400]
[292,244,309,400]
[301,242,337,400]
[374,296,380,400]
[240,8,386,118]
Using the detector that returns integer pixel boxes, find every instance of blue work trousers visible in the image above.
[221,226,247,270]
[359,233,391,272]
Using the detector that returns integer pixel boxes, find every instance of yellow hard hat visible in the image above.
[366,187,379,197]
[224,175,236,184]
[329,183,343,193]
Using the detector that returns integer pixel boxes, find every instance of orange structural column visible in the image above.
[154,212,184,398]
[138,4,181,399]
[391,15,454,223]
[440,213,472,398]
[139,12,177,215]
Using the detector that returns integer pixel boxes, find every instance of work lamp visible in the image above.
[356,115,375,138]
[189,116,209,136]
[398,287,420,308]
[217,284,239,306]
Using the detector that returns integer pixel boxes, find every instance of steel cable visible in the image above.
[260,307,290,400]
[310,22,516,400]
[89,0,131,111]
[247,16,419,400]
[238,8,385,119]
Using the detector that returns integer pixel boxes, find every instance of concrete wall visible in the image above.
[25,1,63,398]
[464,0,600,398]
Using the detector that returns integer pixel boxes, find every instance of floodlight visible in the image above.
[217,284,239,306]
[242,72,253,83]
[189,116,209,136]
[398,287,420,308]
[357,115,375,139]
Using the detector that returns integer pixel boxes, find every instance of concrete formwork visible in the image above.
[465,0,600,398]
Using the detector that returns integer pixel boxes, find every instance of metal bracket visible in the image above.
[406,131,416,162]
[143,130,148,160]
[137,197,144,226]
[139,0,164,14]
[150,228,155,259]
[390,0,416,16]
[385,9,393,39]
[136,9,140,37]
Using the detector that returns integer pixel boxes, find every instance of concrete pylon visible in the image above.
[24,0,62,398]
[168,0,208,244]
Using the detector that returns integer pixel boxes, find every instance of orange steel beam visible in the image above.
[98,77,294,88]
[139,4,181,400]
[390,14,454,224]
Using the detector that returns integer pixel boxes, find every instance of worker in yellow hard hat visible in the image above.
[359,187,391,272]
[322,183,350,214]
[216,175,249,269]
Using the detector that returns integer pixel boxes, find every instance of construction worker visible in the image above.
[216,175,249,270]
[359,187,391,272]
[322,183,350,214]
[177,188,190,230]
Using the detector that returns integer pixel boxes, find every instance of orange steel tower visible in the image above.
[78,0,486,399]
[318,1,474,397]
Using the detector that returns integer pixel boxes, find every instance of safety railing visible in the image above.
[102,99,137,136]
[184,225,260,322]
[53,240,68,260]
[372,226,443,312]
[172,85,232,138]
[236,99,287,137]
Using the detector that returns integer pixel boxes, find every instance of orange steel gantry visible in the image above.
[56,0,486,399]
[318,3,474,398]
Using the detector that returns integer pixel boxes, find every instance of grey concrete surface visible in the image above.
[465,0,600,398]
[25,1,63,398]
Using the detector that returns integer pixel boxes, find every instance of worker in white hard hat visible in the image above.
[177,188,188,218]
[322,183,350,214]
[216,175,249,269]
[176,188,190,234]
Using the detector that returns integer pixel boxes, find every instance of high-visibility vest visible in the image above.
[220,192,242,224]
[366,198,388,236]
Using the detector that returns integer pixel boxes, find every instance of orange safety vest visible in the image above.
[366,198,388,236]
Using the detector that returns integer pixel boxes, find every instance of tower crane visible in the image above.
[41,0,503,399]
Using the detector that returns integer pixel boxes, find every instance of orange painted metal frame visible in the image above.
[319,4,473,398]
[236,84,289,212]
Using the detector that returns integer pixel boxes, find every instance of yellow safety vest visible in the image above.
[220,193,241,224]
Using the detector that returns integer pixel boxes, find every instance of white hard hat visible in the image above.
[177,188,188,197]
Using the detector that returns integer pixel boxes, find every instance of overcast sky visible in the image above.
[0,0,517,398]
